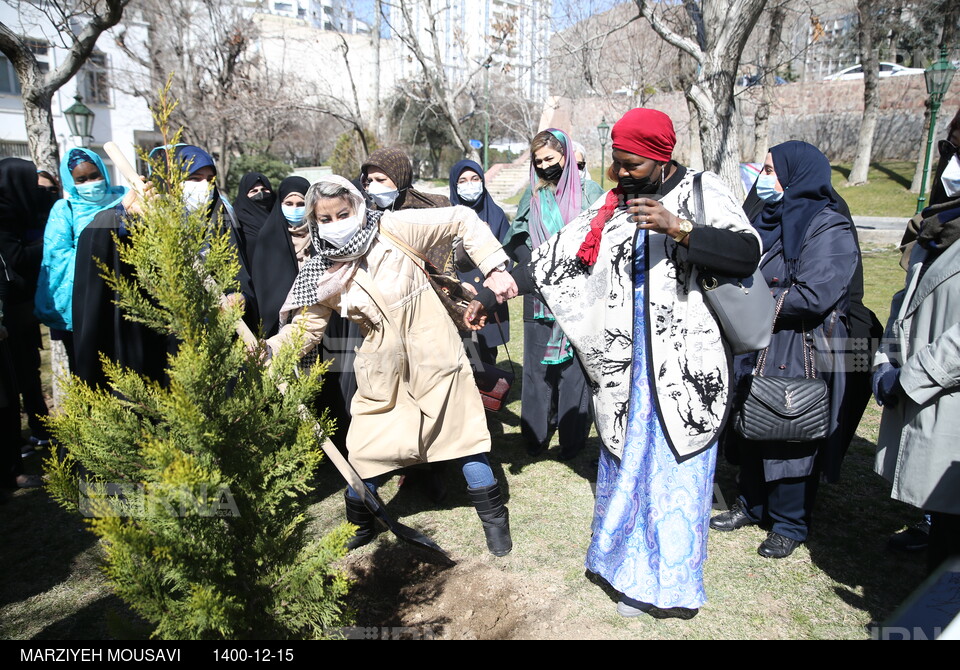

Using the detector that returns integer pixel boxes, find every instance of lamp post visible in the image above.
[63,95,95,147]
[916,46,957,214]
[483,60,491,172]
[597,116,610,190]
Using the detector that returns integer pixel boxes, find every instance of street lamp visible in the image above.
[916,46,957,214]
[63,95,95,147]
[483,60,491,172]
[597,116,610,190]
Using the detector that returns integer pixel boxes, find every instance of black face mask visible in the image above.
[250,190,275,211]
[36,188,60,219]
[535,162,564,183]
[618,164,663,199]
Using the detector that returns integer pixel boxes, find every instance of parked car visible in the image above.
[736,73,789,88]
[823,62,925,81]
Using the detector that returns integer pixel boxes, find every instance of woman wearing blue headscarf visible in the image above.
[35,148,128,358]
[71,144,256,388]
[711,141,860,558]
[449,160,511,368]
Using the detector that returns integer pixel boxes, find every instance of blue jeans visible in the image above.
[345,454,496,500]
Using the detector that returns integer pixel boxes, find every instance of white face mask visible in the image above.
[182,180,213,213]
[367,182,399,209]
[941,155,960,199]
[316,214,362,249]
[457,181,483,203]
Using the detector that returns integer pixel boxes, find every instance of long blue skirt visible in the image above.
[585,237,717,610]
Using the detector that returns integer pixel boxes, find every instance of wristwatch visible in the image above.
[673,219,694,243]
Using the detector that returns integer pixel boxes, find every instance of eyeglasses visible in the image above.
[576,161,586,171]
[938,139,959,160]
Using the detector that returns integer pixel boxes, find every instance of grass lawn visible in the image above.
[832,161,918,219]
[2,168,932,640]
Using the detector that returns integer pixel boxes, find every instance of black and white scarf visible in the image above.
[285,208,383,315]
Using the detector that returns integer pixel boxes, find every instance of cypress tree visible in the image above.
[45,88,352,640]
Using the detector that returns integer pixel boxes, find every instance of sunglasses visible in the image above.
[576,161,586,171]
[38,186,59,194]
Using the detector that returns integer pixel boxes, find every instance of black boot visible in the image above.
[467,481,512,557]
[344,492,380,550]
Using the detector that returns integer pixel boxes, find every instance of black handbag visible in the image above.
[735,290,830,442]
[691,173,775,354]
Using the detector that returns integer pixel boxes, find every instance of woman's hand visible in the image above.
[482,269,518,304]
[628,198,683,241]
[121,177,155,216]
[464,300,488,330]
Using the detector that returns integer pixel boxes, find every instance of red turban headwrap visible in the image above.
[576,108,676,267]
[611,108,676,161]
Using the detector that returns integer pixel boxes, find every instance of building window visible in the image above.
[0,55,19,94]
[0,38,49,95]
[0,141,31,159]
[80,51,110,105]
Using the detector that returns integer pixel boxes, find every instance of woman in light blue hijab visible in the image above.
[35,148,128,348]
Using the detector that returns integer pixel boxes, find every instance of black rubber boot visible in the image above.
[467,481,513,557]
[344,492,380,550]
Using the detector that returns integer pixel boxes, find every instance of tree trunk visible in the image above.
[373,0,381,142]
[848,0,879,186]
[686,97,704,170]
[22,89,60,173]
[638,0,767,197]
[754,3,785,163]
[693,71,744,197]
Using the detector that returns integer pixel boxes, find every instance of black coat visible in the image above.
[72,201,257,389]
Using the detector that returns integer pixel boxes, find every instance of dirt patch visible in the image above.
[343,543,529,640]
[341,541,622,640]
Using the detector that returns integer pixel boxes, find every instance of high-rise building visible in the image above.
[387,0,553,102]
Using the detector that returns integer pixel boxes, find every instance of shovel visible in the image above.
[103,142,454,565]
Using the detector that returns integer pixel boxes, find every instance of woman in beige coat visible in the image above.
[266,175,516,556]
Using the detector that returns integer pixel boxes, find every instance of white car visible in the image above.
[823,62,926,80]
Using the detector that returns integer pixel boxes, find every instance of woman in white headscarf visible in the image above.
[266,175,517,556]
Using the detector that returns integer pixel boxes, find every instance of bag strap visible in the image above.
[378,224,432,274]
[754,287,818,379]
[491,312,516,376]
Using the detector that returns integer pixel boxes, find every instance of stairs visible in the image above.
[485,158,530,203]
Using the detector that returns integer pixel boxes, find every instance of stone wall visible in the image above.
[550,74,960,168]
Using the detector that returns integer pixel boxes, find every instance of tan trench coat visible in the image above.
[267,206,509,479]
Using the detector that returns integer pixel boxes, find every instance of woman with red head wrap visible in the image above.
[472,108,760,617]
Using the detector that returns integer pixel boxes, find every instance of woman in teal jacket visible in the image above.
[35,148,128,361]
